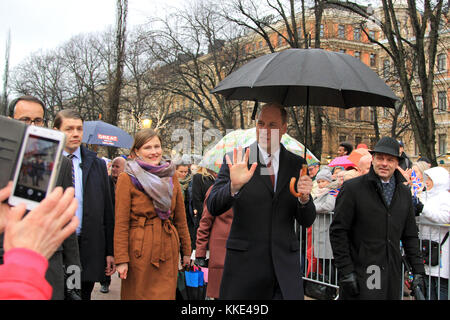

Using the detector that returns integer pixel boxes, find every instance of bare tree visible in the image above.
[1,30,11,116]
[220,0,328,158]
[104,0,128,158]
[61,33,110,121]
[121,27,174,135]
[11,48,68,122]
[148,0,250,135]
[327,0,446,165]
[107,0,128,127]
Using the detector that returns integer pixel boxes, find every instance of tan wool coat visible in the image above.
[114,172,192,300]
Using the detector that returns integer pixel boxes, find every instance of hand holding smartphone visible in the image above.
[8,125,66,210]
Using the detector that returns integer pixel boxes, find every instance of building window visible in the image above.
[438,134,447,155]
[259,41,263,48]
[437,53,446,72]
[354,27,361,41]
[355,136,362,147]
[320,24,324,37]
[370,53,376,67]
[415,95,423,113]
[370,108,375,122]
[438,91,447,112]
[368,30,375,40]
[355,108,361,121]
[354,51,361,60]
[339,49,346,54]
[338,24,345,38]
[339,109,346,119]
[383,107,389,117]
[339,135,347,144]
[383,59,390,78]
[277,34,283,47]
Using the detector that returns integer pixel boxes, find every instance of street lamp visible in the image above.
[142,118,152,128]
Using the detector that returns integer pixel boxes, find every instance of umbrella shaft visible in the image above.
[304,87,310,159]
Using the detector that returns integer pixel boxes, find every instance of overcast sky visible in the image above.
[0,0,183,90]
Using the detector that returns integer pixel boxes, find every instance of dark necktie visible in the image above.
[267,156,275,187]
[67,154,75,186]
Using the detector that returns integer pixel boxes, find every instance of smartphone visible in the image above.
[8,125,66,210]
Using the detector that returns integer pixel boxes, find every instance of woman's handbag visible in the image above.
[184,266,207,300]
[422,232,448,266]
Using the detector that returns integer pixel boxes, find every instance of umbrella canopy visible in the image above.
[198,127,319,173]
[211,48,398,108]
[82,120,133,149]
[328,155,356,169]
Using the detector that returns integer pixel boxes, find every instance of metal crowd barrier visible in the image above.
[402,220,450,300]
[298,212,450,300]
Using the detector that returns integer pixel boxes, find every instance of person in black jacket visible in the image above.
[192,167,217,218]
[99,156,125,294]
[191,167,216,251]
[330,137,425,300]
[398,140,412,171]
[0,95,81,300]
[54,109,115,300]
[207,103,316,299]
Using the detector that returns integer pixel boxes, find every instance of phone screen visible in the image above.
[13,134,60,202]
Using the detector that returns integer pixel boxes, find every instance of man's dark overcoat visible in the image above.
[329,166,425,300]
[207,142,316,299]
[78,146,114,282]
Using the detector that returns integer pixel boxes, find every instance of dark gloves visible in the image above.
[409,273,427,300]
[194,257,208,267]
[339,272,359,297]
[412,274,426,291]
[412,196,424,216]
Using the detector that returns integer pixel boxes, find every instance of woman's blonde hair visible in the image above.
[196,166,216,180]
[411,161,428,176]
[130,128,162,157]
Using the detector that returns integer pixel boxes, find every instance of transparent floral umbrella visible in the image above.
[198,127,319,173]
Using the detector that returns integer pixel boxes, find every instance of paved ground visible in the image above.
[91,273,316,300]
[90,274,414,300]
[91,274,121,300]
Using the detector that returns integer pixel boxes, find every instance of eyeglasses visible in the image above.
[17,117,45,125]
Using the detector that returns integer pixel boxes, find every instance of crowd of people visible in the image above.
[0,95,448,300]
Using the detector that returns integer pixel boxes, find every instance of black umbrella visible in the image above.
[212,48,398,108]
[211,48,399,159]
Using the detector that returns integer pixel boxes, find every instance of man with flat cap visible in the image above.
[330,137,425,300]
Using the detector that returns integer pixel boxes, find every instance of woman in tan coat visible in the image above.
[114,129,191,300]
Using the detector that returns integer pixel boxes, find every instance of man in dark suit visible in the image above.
[329,137,425,300]
[0,95,81,300]
[99,156,124,294]
[53,109,115,300]
[207,103,316,300]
